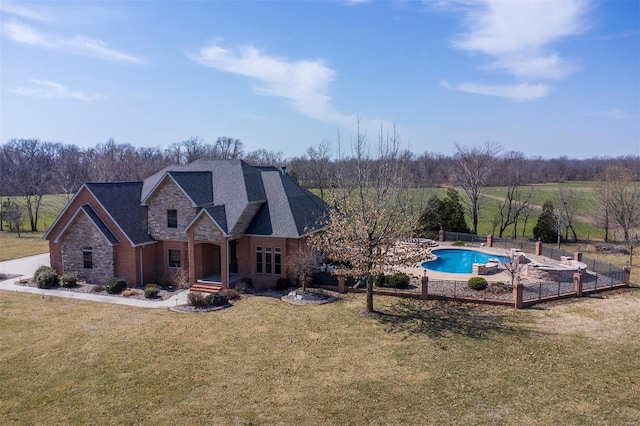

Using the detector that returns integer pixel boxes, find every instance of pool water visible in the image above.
[422,249,511,274]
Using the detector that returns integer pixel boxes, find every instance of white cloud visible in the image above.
[0,2,51,22]
[445,0,589,100]
[189,41,356,128]
[441,80,549,101]
[586,108,634,120]
[2,20,143,64]
[11,80,104,101]
[453,0,587,79]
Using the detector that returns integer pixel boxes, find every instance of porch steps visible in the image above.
[190,284,222,294]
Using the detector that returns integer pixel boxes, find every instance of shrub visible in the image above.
[374,273,410,289]
[232,278,251,292]
[187,291,207,308]
[468,276,488,291]
[220,288,241,301]
[60,273,77,288]
[144,287,159,299]
[275,278,291,291]
[106,277,127,294]
[34,265,54,282]
[122,289,141,297]
[388,273,410,289]
[452,241,465,247]
[36,269,59,289]
[206,292,229,307]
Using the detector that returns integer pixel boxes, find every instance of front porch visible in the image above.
[197,273,243,286]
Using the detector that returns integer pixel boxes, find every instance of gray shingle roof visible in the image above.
[109,159,325,241]
[85,182,154,246]
[245,169,328,237]
[168,171,213,206]
[80,204,119,245]
[203,205,228,234]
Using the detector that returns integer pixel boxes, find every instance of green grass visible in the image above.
[313,184,606,241]
[1,289,638,424]
[0,194,69,232]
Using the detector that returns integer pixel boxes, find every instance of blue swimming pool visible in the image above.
[422,249,511,274]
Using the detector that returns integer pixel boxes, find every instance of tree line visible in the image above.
[1,136,638,237]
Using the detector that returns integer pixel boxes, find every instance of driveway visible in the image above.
[0,253,189,308]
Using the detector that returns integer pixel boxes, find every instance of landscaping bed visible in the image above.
[15,279,181,301]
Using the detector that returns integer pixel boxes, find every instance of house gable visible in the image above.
[54,205,119,245]
[188,210,226,244]
[147,176,198,242]
[58,209,114,285]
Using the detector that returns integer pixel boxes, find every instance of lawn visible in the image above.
[0,231,49,261]
[1,289,638,424]
[0,194,69,261]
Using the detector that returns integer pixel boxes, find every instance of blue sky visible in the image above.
[1,0,638,159]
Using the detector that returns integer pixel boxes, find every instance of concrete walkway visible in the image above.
[0,253,190,308]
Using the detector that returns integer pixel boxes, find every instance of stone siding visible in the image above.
[60,212,114,285]
[147,178,197,242]
[193,214,223,244]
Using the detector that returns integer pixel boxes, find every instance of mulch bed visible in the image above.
[280,288,337,305]
[15,280,182,301]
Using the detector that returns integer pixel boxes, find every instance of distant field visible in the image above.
[0,194,69,232]
[0,194,69,261]
[313,182,608,241]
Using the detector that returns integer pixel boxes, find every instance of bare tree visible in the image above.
[2,198,24,237]
[54,144,89,200]
[494,152,535,238]
[556,185,579,242]
[453,141,501,234]
[5,139,56,232]
[308,122,429,313]
[287,245,323,293]
[213,136,244,159]
[602,165,640,264]
[306,140,332,200]
[244,149,283,166]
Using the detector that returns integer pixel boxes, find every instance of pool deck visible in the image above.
[398,242,518,283]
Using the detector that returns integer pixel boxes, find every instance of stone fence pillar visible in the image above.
[438,229,445,242]
[514,283,524,309]
[624,267,632,285]
[338,277,347,294]
[421,276,429,300]
[486,234,493,248]
[535,241,542,256]
[573,252,583,262]
[573,272,583,297]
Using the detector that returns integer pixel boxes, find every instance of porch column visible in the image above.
[188,229,196,286]
[221,237,229,289]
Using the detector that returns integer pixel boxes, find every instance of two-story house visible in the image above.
[44,159,328,290]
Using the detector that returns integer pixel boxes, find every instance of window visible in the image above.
[82,246,93,269]
[265,248,272,274]
[167,209,177,228]
[256,246,282,275]
[168,249,181,268]
[256,246,263,273]
[274,248,282,275]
